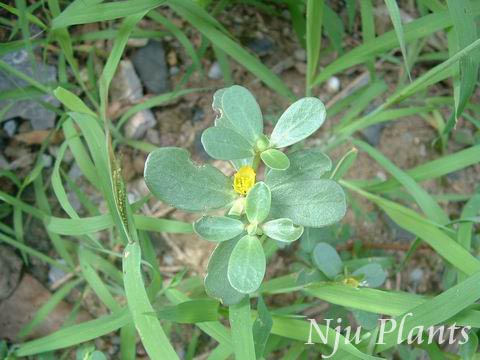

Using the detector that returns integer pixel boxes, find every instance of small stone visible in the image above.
[167,50,177,66]
[375,171,387,182]
[169,66,180,76]
[247,37,274,56]
[326,76,341,93]
[41,154,53,168]
[419,144,427,157]
[163,254,174,266]
[192,107,205,123]
[145,128,161,145]
[360,123,385,147]
[124,110,156,140]
[132,41,170,94]
[133,155,146,174]
[294,49,307,62]
[110,60,143,103]
[294,62,307,75]
[48,260,67,285]
[0,49,59,130]
[410,268,424,284]
[208,61,222,80]
[127,38,148,48]
[3,119,17,137]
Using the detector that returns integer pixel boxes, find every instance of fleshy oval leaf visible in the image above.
[269,179,346,227]
[262,218,304,242]
[270,97,326,148]
[227,235,266,294]
[260,149,290,170]
[144,147,235,212]
[266,148,332,187]
[312,242,343,279]
[194,216,245,242]
[353,263,387,288]
[245,182,271,224]
[212,85,263,145]
[201,127,254,160]
[205,237,244,305]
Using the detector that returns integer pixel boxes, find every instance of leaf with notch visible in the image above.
[201,127,254,160]
[266,148,332,187]
[212,85,263,145]
[144,147,235,212]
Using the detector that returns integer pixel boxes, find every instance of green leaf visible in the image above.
[52,0,166,28]
[144,147,235,212]
[353,263,387,288]
[194,216,245,242]
[123,242,179,360]
[262,218,304,242]
[384,0,411,80]
[312,242,343,279]
[330,147,358,180]
[154,299,220,324]
[228,235,266,294]
[306,0,324,91]
[260,149,290,170]
[16,310,130,356]
[270,97,326,148]
[266,148,332,187]
[212,85,263,145]
[168,3,294,99]
[201,127,254,160]
[205,238,244,305]
[446,0,479,128]
[269,179,346,227]
[53,87,96,117]
[253,296,273,359]
[459,330,478,360]
[245,182,271,224]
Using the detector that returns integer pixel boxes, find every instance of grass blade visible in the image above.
[123,242,179,360]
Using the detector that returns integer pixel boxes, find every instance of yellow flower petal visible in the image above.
[233,166,256,195]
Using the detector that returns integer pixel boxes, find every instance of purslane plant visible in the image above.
[144,85,347,304]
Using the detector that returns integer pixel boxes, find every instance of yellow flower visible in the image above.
[342,276,360,288]
[233,166,256,195]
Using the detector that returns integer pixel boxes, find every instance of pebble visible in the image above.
[293,48,307,62]
[0,49,59,130]
[124,110,156,140]
[410,268,424,284]
[41,154,53,168]
[360,123,385,147]
[132,41,170,94]
[3,119,17,137]
[48,260,67,285]
[145,128,161,145]
[110,60,143,103]
[191,107,205,123]
[247,37,274,56]
[326,76,341,93]
[208,61,222,80]
[169,66,180,76]
[294,62,307,75]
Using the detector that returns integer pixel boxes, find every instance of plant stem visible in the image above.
[229,296,256,360]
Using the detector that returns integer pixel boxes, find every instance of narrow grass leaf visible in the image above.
[123,242,178,359]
